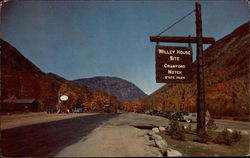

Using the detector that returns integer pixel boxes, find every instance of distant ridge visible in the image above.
[72,76,147,102]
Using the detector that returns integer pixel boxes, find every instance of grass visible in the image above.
[158,130,249,156]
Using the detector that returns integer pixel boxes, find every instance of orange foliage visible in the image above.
[120,101,145,113]
[58,83,120,113]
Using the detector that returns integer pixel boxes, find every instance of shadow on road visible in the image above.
[1,113,120,157]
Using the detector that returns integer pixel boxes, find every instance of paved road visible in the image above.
[1,112,100,130]
[1,113,119,157]
[1,112,249,157]
[1,112,168,157]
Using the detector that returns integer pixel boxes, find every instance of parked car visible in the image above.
[157,111,169,118]
[151,110,159,115]
[183,113,196,123]
[73,108,83,113]
[156,110,164,116]
[145,110,153,115]
[171,111,189,121]
[145,110,158,115]
[182,113,209,123]
[47,106,57,113]
[166,110,179,119]
[157,110,176,118]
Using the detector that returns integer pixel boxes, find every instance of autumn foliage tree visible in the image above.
[121,101,145,113]
[58,82,120,113]
[59,82,89,111]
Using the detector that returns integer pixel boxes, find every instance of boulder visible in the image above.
[147,140,156,147]
[155,139,168,150]
[226,128,233,133]
[241,130,249,135]
[152,127,160,133]
[183,126,188,130]
[167,148,183,157]
[147,131,154,136]
[159,126,166,131]
[151,134,162,141]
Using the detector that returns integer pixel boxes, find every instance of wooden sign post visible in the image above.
[150,2,215,134]
[195,2,206,135]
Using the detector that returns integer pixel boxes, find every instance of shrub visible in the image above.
[192,118,218,144]
[187,124,192,132]
[196,131,212,144]
[206,118,218,133]
[184,124,195,135]
[213,129,234,146]
[232,130,242,142]
[168,120,185,141]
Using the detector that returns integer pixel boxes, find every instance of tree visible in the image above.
[59,82,84,111]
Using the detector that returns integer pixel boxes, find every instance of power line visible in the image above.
[157,9,195,36]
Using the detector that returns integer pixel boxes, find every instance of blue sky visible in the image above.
[1,0,249,94]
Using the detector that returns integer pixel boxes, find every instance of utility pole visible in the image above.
[195,2,206,134]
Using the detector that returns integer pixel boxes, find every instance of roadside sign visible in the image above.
[60,95,68,101]
[156,46,193,83]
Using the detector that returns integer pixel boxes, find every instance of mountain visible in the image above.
[141,22,249,117]
[1,39,119,112]
[46,72,68,84]
[1,39,60,110]
[72,76,147,102]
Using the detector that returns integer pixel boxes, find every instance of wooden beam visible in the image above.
[150,36,215,44]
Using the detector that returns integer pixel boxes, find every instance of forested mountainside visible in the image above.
[1,39,119,112]
[141,22,249,117]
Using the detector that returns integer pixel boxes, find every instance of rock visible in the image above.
[147,131,154,136]
[167,148,182,157]
[151,134,162,141]
[226,128,233,133]
[244,153,250,157]
[144,134,150,141]
[152,127,160,133]
[155,139,168,150]
[241,130,249,135]
[147,140,156,147]
[159,126,166,131]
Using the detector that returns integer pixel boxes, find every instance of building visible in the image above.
[2,99,39,112]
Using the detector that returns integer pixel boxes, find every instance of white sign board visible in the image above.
[60,95,68,101]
